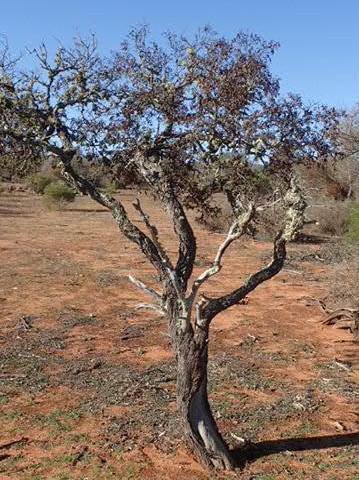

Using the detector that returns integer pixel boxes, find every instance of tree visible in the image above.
[0,27,338,470]
[0,36,44,179]
[326,107,359,199]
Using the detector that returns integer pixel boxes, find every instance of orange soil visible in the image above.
[0,188,358,480]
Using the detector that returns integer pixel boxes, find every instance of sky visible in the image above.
[1,0,358,109]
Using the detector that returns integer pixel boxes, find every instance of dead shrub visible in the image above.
[198,203,233,233]
[311,200,351,237]
[325,242,359,310]
[328,259,359,310]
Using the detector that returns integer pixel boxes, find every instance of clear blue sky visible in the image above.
[1,0,358,109]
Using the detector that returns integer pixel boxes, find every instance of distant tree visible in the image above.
[0,37,44,179]
[0,28,338,470]
[328,107,359,199]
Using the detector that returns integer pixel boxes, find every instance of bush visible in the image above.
[327,244,359,310]
[43,182,76,210]
[102,182,117,196]
[312,200,351,237]
[25,174,54,194]
[345,204,359,243]
[197,199,233,233]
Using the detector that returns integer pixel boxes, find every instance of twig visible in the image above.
[188,204,255,308]
[333,359,352,371]
[135,303,166,315]
[71,446,89,466]
[0,437,29,450]
[128,275,162,303]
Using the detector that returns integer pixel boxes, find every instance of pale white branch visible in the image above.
[132,199,188,317]
[256,197,282,212]
[128,275,162,303]
[188,204,255,309]
[135,303,166,315]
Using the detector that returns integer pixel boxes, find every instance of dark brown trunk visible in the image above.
[174,329,235,470]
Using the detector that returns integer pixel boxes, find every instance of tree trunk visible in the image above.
[175,330,235,470]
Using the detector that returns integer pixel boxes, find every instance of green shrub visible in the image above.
[43,183,76,210]
[25,174,53,194]
[103,182,117,196]
[345,204,359,243]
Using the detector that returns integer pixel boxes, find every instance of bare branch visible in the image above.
[132,196,188,318]
[135,303,166,315]
[58,155,170,277]
[128,275,162,303]
[133,198,173,269]
[201,177,306,323]
[135,152,196,292]
[188,204,255,308]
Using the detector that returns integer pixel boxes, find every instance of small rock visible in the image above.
[334,421,347,432]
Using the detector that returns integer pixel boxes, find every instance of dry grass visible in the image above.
[327,248,359,310]
[311,200,352,237]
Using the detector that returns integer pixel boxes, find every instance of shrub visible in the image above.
[345,204,359,243]
[327,244,359,310]
[103,182,117,196]
[197,201,232,233]
[43,182,76,210]
[312,200,351,237]
[25,173,53,194]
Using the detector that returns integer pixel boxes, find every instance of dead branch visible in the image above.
[135,153,196,292]
[322,308,359,333]
[128,275,162,303]
[135,303,166,315]
[0,437,29,450]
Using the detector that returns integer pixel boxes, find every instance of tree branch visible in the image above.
[57,153,170,278]
[132,198,188,318]
[133,198,173,269]
[135,152,196,292]
[201,176,306,323]
[128,275,163,303]
[135,303,166,315]
[188,204,255,309]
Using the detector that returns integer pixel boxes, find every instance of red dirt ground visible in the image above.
[0,188,358,480]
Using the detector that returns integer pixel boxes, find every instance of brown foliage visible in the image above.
[312,200,351,237]
[327,244,359,311]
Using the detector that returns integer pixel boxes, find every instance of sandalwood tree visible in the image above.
[0,27,338,470]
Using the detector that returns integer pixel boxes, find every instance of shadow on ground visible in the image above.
[67,207,108,213]
[232,432,359,467]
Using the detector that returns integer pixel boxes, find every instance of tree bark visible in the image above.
[174,329,235,470]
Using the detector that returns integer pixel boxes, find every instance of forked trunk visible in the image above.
[175,330,235,470]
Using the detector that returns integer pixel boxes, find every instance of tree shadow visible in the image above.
[66,208,107,213]
[293,233,328,244]
[0,208,34,217]
[232,432,359,468]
